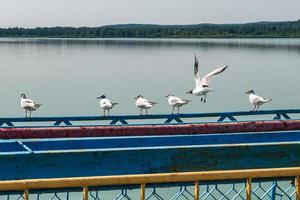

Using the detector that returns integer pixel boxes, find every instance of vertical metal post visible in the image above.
[140,183,146,200]
[24,189,29,200]
[83,186,88,200]
[296,176,300,200]
[194,181,199,200]
[246,177,252,200]
[271,181,277,200]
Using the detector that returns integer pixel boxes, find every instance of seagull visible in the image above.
[134,95,157,115]
[187,55,228,103]
[97,95,118,116]
[20,94,42,118]
[166,94,190,114]
[245,90,272,111]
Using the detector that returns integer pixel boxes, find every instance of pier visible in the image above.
[0,109,300,199]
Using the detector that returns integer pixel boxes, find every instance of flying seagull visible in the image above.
[187,55,228,103]
[20,94,41,118]
[97,95,118,116]
[134,95,157,115]
[166,94,190,114]
[245,90,272,111]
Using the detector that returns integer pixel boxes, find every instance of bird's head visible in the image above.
[97,95,106,99]
[20,94,27,99]
[186,90,193,94]
[245,90,255,95]
[134,95,143,100]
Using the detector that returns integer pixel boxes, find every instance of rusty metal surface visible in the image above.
[0,120,300,139]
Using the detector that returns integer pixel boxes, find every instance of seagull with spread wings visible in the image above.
[187,55,228,103]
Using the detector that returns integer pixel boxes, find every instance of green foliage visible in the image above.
[0,20,300,38]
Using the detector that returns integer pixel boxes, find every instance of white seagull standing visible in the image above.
[245,90,272,111]
[97,95,118,116]
[20,94,42,118]
[166,94,190,114]
[134,95,157,115]
[187,55,228,103]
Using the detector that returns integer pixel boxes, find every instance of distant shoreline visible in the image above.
[1,36,300,39]
[1,20,299,38]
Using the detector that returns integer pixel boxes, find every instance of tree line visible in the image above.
[0,20,300,38]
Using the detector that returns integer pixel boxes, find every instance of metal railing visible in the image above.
[0,109,299,127]
[0,167,299,200]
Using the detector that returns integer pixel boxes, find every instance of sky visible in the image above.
[0,0,299,28]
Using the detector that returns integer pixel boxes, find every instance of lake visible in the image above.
[0,38,299,117]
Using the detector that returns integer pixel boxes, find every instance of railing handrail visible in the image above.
[0,109,299,127]
[1,109,299,121]
[0,167,299,191]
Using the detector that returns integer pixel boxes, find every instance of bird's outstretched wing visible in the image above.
[201,66,228,87]
[193,55,202,87]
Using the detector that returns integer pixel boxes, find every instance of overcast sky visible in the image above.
[0,0,299,28]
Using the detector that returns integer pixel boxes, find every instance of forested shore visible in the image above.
[1,20,299,38]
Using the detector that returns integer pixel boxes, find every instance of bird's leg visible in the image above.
[172,107,174,115]
[177,107,180,114]
[25,110,27,118]
[200,97,203,102]
[146,109,148,115]
[103,109,106,117]
[108,109,110,116]
[29,111,32,118]
[252,105,256,112]
[140,108,142,116]
[204,95,207,103]
[256,105,260,112]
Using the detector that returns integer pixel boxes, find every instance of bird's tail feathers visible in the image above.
[149,102,158,105]
[34,103,42,108]
[182,100,191,104]
[112,103,118,106]
[263,98,273,103]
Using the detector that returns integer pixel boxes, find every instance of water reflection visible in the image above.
[1,38,300,52]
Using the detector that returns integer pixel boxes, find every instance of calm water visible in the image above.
[0,38,299,117]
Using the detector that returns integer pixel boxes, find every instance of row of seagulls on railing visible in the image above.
[19,55,272,117]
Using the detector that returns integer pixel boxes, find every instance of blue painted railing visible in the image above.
[0,109,299,127]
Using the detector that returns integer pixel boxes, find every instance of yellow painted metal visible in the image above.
[83,186,88,200]
[140,183,145,200]
[0,167,299,192]
[246,177,252,200]
[24,189,29,200]
[194,181,199,200]
[296,176,300,200]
